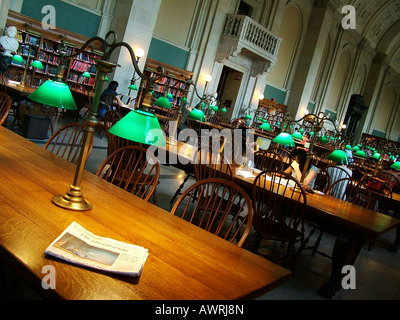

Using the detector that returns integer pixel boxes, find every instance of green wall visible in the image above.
[148,38,189,70]
[21,0,100,38]
[263,84,286,104]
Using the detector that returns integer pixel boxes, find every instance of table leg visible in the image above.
[318,232,364,299]
[388,225,400,253]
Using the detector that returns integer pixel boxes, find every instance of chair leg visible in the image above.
[170,173,191,204]
[311,230,324,256]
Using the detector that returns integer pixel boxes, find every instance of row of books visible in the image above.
[38,52,61,65]
[70,60,92,72]
[23,34,40,46]
[75,52,100,64]
[67,73,95,85]
[41,40,57,52]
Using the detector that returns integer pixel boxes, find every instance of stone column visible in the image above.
[362,53,391,135]
[285,1,334,119]
[109,0,162,97]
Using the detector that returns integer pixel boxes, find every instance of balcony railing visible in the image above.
[221,14,282,63]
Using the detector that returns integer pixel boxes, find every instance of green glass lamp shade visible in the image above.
[345,145,352,151]
[210,105,219,112]
[327,150,349,165]
[390,161,400,171]
[309,132,314,136]
[29,80,77,110]
[292,132,303,140]
[12,54,24,65]
[187,109,206,122]
[166,93,173,100]
[354,150,366,158]
[273,132,295,147]
[372,152,381,160]
[154,97,171,109]
[82,71,91,78]
[300,129,305,134]
[259,122,271,131]
[221,108,227,113]
[31,60,44,69]
[129,84,138,90]
[105,76,109,82]
[353,146,360,152]
[109,110,166,147]
[245,114,252,120]
[320,136,328,143]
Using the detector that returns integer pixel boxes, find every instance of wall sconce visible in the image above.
[128,48,145,96]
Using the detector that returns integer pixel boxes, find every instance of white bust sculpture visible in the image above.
[0,26,19,57]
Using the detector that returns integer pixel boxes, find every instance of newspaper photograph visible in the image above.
[45,222,149,277]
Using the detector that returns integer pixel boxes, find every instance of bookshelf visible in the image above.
[142,58,193,108]
[253,98,287,131]
[6,11,103,89]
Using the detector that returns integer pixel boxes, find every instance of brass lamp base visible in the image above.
[52,185,92,211]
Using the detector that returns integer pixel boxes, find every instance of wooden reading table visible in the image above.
[161,140,400,299]
[0,126,291,300]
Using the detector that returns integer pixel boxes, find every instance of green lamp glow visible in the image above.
[345,145,352,151]
[245,114,252,120]
[29,80,77,110]
[221,108,227,113]
[353,146,360,152]
[105,76,109,82]
[109,110,166,147]
[82,71,91,78]
[187,109,206,122]
[320,136,328,143]
[210,105,219,112]
[260,122,271,131]
[309,131,314,136]
[31,60,44,69]
[390,161,400,171]
[354,150,366,158]
[12,54,24,65]
[273,132,295,147]
[129,84,137,90]
[292,131,303,140]
[372,152,381,160]
[154,97,171,109]
[327,150,349,165]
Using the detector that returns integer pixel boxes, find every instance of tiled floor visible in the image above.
[2,115,400,300]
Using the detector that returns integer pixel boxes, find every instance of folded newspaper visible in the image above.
[45,222,149,277]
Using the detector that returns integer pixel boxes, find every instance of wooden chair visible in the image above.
[163,107,181,137]
[104,110,123,156]
[377,169,400,193]
[253,150,284,171]
[170,178,253,247]
[328,177,371,206]
[96,145,160,203]
[44,122,93,165]
[0,92,12,126]
[194,146,234,182]
[207,113,222,125]
[251,170,307,268]
[269,147,292,169]
[313,167,331,194]
[0,72,7,93]
[325,165,352,190]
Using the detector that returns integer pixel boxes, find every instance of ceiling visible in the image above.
[338,0,400,72]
